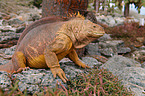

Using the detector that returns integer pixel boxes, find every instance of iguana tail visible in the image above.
[0,60,15,73]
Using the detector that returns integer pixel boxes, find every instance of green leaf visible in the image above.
[134,0,139,3]
[124,0,129,3]
[115,1,119,6]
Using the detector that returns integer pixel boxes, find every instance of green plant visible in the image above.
[68,68,133,96]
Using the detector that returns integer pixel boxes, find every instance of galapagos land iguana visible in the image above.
[0,16,105,83]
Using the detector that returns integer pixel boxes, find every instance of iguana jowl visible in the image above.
[0,16,105,83]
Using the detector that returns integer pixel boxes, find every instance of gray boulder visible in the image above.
[131,50,145,62]
[99,47,115,57]
[99,40,131,56]
[0,46,16,63]
[85,43,101,55]
[101,55,145,96]
[0,62,84,94]
[141,62,145,68]
[8,18,24,25]
[0,25,16,32]
[140,46,145,50]
[101,55,141,75]
[16,26,25,33]
[0,71,12,91]
[120,67,145,96]
[0,56,98,94]
[81,57,102,68]
[97,33,112,42]
[117,47,131,54]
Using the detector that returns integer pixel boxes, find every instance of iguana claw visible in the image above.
[13,67,30,73]
[50,67,68,83]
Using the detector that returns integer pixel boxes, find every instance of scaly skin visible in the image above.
[0,16,105,83]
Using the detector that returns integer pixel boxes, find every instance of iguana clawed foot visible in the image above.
[13,67,30,73]
[50,67,68,83]
[50,63,90,83]
[78,63,90,69]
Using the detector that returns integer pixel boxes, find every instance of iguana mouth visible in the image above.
[88,31,105,38]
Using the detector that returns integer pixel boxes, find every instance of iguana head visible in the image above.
[58,18,105,48]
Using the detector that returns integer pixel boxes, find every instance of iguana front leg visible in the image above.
[44,34,72,83]
[67,49,90,68]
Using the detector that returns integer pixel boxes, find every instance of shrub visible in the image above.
[101,22,145,47]
[68,68,133,96]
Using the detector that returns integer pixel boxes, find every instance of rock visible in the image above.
[0,25,16,32]
[96,15,125,27]
[29,14,41,21]
[0,13,2,19]
[85,43,100,55]
[119,67,145,96]
[18,12,41,22]
[136,37,144,43]
[131,50,145,62]
[2,18,24,27]
[9,13,17,19]
[107,17,116,27]
[101,55,144,96]
[99,47,115,57]
[76,48,86,57]
[98,40,131,56]
[117,47,131,54]
[96,15,108,25]
[16,26,25,33]
[99,40,124,50]
[97,33,112,42]
[32,0,42,8]
[0,58,10,65]
[140,46,145,50]
[0,45,16,55]
[141,62,145,68]
[114,17,125,25]
[8,18,24,25]
[0,71,12,91]
[61,57,101,68]
[101,55,141,75]
[0,12,9,20]
[0,32,20,42]
[143,39,145,46]
[0,32,20,48]
[0,45,16,60]
[98,40,124,56]
[81,57,102,68]
[0,56,98,94]
[60,62,84,79]
[0,20,3,26]
[13,69,53,94]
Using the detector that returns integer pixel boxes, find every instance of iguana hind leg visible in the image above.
[12,51,27,73]
[66,49,90,68]
[0,51,27,73]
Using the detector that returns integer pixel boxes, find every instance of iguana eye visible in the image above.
[93,26,96,28]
